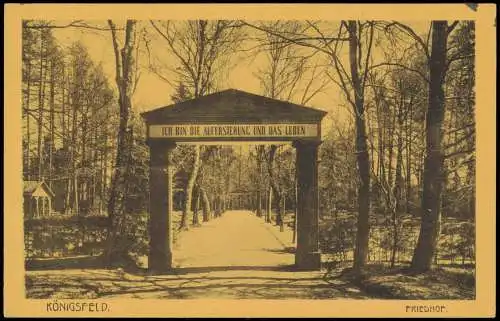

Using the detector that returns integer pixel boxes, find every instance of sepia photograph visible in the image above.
[4,3,496,318]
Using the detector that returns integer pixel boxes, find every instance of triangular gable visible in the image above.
[141,88,327,124]
[23,180,55,198]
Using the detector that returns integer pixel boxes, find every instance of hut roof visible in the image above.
[23,180,55,198]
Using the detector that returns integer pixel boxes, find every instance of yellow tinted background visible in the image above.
[4,3,496,317]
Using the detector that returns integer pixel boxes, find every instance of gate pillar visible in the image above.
[148,141,176,273]
[293,140,321,270]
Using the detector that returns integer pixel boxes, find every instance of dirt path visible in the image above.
[173,210,294,268]
[26,211,370,299]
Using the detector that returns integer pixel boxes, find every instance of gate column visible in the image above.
[293,140,321,270]
[148,141,176,273]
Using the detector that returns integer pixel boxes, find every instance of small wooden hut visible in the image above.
[23,180,55,218]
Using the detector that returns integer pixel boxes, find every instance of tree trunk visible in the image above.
[467,159,475,219]
[387,111,396,191]
[273,188,283,230]
[266,185,273,223]
[192,185,201,226]
[213,195,219,217]
[281,194,286,232]
[267,145,284,228]
[347,20,371,274]
[65,173,71,214]
[376,94,386,211]
[391,112,404,268]
[74,172,79,215]
[292,177,298,243]
[37,31,45,181]
[406,102,413,213]
[411,21,448,273]
[104,20,137,267]
[68,79,77,215]
[102,111,109,215]
[390,223,398,267]
[49,60,55,189]
[92,124,99,211]
[256,145,264,217]
[394,111,404,213]
[200,186,211,222]
[26,61,32,179]
[180,145,201,230]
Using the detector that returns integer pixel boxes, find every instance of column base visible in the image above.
[295,251,322,270]
[148,251,173,274]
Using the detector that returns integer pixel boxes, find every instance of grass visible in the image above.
[326,262,475,300]
[25,209,476,300]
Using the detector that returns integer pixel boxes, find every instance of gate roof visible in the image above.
[141,88,327,124]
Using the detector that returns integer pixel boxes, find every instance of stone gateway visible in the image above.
[141,89,327,272]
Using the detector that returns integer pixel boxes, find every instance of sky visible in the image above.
[50,20,430,137]
[51,21,337,109]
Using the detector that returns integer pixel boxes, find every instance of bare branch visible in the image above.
[369,62,429,83]
[240,21,334,57]
[447,21,460,35]
[326,70,355,109]
[385,21,430,60]
[361,21,375,96]
[25,20,122,31]
[108,20,123,88]
[149,20,197,84]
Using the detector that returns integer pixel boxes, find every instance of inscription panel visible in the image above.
[149,123,319,139]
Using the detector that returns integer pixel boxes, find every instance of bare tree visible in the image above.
[104,19,139,266]
[243,20,376,273]
[381,21,465,272]
[148,20,244,230]
[252,20,329,231]
[409,21,461,272]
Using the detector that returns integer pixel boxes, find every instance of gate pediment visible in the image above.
[141,88,327,143]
